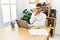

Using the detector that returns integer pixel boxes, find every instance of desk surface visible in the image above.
[0,26,48,40]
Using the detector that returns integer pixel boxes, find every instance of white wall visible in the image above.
[16,0,27,19]
[16,0,36,19]
[25,0,36,9]
[51,0,60,35]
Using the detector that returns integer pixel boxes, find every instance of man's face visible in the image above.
[36,6,42,13]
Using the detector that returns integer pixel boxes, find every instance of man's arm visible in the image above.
[33,13,46,26]
[30,13,36,24]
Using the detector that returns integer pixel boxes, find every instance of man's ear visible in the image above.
[41,7,42,11]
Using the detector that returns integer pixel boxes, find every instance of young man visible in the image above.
[30,3,46,29]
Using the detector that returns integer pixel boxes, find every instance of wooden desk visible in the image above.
[0,27,49,40]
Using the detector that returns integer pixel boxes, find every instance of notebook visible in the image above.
[29,29,48,35]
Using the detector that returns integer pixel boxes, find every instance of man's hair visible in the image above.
[36,3,42,7]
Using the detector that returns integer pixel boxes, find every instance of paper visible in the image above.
[29,29,48,35]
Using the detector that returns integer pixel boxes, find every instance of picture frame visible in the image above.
[29,0,50,4]
[29,0,40,4]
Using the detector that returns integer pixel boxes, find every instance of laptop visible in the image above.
[16,20,28,28]
[16,20,32,28]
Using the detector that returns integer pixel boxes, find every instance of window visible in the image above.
[2,5,10,23]
[1,0,9,4]
[10,0,16,4]
[11,5,16,20]
[1,0,16,23]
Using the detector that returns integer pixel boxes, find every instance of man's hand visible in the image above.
[35,12,38,16]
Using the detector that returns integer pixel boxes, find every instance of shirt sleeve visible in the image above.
[33,13,46,26]
[39,14,46,26]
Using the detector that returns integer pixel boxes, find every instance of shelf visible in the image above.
[42,6,50,11]
[46,26,53,28]
[46,17,56,19]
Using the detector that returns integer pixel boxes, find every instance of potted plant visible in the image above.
[21,9,32,23]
